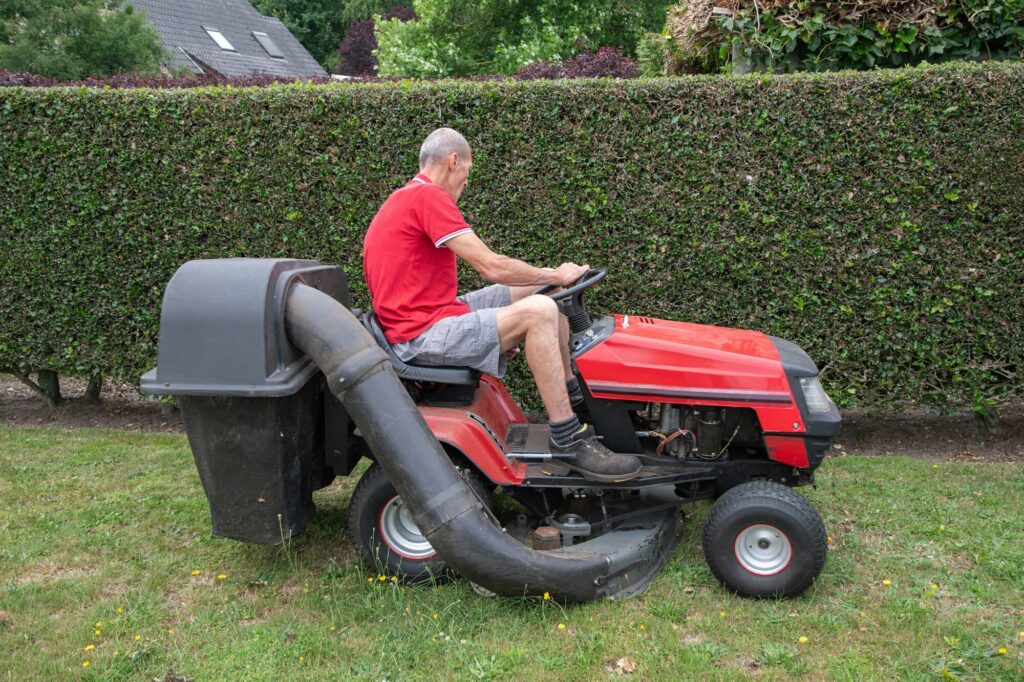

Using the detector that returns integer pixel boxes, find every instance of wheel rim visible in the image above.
[734,524,792,576]
[378,495,436,560]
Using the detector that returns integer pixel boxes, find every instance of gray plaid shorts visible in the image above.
[392,284,512,378]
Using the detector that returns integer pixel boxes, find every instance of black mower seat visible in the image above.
[359,311,480,386]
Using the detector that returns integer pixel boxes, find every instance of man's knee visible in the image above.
[498,295,558,344]
[520,294,558,322]
[514,296,560,333]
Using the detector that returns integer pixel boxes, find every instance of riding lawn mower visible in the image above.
[141,258,840,602]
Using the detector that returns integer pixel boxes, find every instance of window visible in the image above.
[204,27,235,52]
[252,31,284,59]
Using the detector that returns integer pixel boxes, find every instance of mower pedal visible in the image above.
[504,424,555,457]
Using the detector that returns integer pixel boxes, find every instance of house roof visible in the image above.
[130,0,327,79]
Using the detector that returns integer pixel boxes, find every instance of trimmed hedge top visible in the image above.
[1,62,1022,410]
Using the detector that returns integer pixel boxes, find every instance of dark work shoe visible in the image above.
[541,426,643,483]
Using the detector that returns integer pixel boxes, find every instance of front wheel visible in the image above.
[702,481,826,598]
[347,462,492,583]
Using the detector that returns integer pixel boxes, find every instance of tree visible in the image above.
[250,0,347,67]
[251,0,411,70]
[336,5,414,75]
[0,0,166,79]
[644,0,1024,75]
[374,0,671,77]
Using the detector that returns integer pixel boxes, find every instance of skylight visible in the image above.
[253,31,284,59]
[204,27,235,52]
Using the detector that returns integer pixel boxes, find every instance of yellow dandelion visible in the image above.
[997,648,1007,655]
[84,644,94,651]
[167,629,174,635]
[883,579,892,586]
[827,536,833,543]
[134,635,141,641]
[930,583,939,591]
[116,607,123,614]
[1019,631,1024,639]
[938,525,945,532]
[639,624,646,631]
[329,626,337,632]
[191,570,202,576]
[432,613,438,620]
[390,576,397,583]
[719,611,726,618]
[95,622,102,628]
[82,661,90,668]
[799,636,809,644]
[378,575,386,582]
[299,656,305,662]
[932,464,938,469]
[217,573,227,580]
[367,577,373,583]
[557,623,566,631]
[94,630,101,636]
[543,592,550,601]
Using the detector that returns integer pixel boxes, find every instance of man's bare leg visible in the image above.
[509,285,573,381]
[496,294,641,482]
[496,295,572,422]
[558,313,572,381]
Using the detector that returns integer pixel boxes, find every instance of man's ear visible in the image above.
[448,152,460,170]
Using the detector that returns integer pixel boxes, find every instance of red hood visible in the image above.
[576,315,792,403]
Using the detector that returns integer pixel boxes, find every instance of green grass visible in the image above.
[1,425,1022,681]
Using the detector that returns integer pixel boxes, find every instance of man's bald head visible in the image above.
[419,127,471,169]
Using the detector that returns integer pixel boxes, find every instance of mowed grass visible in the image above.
[1,426,1022,681]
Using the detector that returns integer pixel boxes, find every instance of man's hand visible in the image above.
[550,262,589,287]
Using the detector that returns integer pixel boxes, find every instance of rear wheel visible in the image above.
[702,481,826,598]
[348,462,492,583]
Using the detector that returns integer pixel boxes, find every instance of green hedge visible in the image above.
[1,62,1022,410]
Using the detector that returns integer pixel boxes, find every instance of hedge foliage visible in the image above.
[1,62,1022,411]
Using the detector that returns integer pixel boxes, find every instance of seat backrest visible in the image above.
[360,311,480,386]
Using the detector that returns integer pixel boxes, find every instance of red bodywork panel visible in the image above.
[762,435,810,469]
[419,375,528,485]
[576,315,804,436]
[418,316,814,480]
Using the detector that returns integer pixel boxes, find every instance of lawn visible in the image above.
[1,425,1022,680]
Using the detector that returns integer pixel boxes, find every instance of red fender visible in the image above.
[419,376,528,485]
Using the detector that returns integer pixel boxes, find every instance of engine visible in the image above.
[635,403,766,461]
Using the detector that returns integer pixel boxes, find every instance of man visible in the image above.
[363,128,641,482]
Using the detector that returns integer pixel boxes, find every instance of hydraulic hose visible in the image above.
[284,283,613,601]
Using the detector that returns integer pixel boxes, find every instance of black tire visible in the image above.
[702,481,827,598]
[347,461,492,583]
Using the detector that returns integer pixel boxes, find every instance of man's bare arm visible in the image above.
[445,232,586,287]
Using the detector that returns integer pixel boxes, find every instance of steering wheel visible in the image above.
[533,268,607,301]
[533,268,607,333]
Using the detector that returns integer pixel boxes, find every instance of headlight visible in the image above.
[799,377,834,413]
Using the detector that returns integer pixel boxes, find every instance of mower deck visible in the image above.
[519,462,715,490]
[556,484,684,598]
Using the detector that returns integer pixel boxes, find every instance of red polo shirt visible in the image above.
[363,175,473,344]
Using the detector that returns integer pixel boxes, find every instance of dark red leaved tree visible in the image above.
[337,6,416,76]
